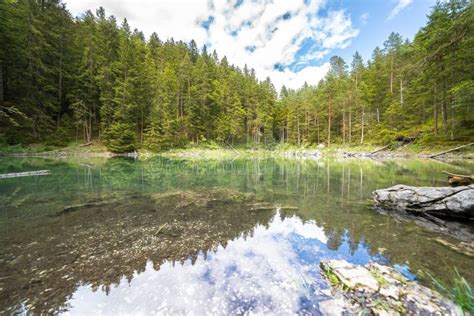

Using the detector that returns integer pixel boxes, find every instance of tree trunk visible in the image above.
[348,94,352,144]
[450,99,455,141]
[399,78,403,106]
[390,56,393,95]
[428,142,474,158]
[360,106,364,144]
[140,107,144,143]
[442,95,448,135]
[57,34,63,127]
[297,117,300,147]
[441,62,448,135]
[315,110,320,144]
[0,63,3,103]
[434,86,438,135]
[342,106,346,145]
[328,95,331,146]
[176,90,180,119]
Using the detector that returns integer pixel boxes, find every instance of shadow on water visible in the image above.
[0,156,473,314]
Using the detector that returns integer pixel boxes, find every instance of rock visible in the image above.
[321,260,379,292]
[373,184,474,242]
[318,295,346,315]
[373,184,474,219]
[319,260,462,315]
[432,238,474,257]
[279,150,321,159]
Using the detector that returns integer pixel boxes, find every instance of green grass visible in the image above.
[428,268,474,313]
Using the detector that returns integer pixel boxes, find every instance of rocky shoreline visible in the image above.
[319,260,462,315]
[1,148,471,160]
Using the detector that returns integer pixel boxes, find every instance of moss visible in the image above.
[370,270,389,287]
[322,268,353,291]
[322,268,341,287]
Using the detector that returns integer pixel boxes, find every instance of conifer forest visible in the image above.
[0,0,473,152]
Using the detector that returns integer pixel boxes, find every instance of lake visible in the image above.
[0,156,473,314]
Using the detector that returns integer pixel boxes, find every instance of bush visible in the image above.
[103,123,136,153]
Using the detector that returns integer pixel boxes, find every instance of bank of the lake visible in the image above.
[1,141,474,160]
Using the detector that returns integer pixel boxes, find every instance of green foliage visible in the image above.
[142,126,163,152]
[0,0,472,149]
[103,123,136,153]
[0,143,28,154]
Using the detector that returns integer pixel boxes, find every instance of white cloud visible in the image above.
[66,0,211,44]
[65,0,360,90]
[387,0,413,20]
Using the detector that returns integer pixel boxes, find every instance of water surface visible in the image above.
[0,156,472,314]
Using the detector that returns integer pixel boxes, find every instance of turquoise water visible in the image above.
[0,156,472,314]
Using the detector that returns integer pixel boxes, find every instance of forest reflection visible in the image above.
[0,157,472,313]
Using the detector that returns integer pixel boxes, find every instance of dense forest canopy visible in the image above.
[0,0,473,152]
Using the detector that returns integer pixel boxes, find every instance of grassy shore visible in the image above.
[1,141,473,160]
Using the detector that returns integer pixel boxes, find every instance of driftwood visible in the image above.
[442,171,474,187]
[155,223,167,236]
[0,170,50,179]
[57,200,118,215]
[428,142,474,158]
[369,145,390,155]
[79,142,93,147]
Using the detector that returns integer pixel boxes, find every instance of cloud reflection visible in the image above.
[65,212,377,315]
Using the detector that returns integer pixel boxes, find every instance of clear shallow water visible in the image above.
[0,156,472,314]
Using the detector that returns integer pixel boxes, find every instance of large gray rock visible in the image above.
[373,184,474,219]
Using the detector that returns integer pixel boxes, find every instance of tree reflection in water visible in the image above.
[0,157,472,314]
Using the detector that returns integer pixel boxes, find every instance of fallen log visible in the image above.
[0,170,50,179]
[428,142,474,158]
[369,144,390,155]
[79,142,93,147]
[442,171,474,187]
[57,200,118,215]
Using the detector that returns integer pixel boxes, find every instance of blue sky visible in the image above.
[324,0,436,63]
[66,0,437,90]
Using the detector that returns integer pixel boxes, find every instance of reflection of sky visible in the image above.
[64,212,386,315]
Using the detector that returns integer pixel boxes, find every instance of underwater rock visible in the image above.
[0,188,290,314]
[319,260,462,315]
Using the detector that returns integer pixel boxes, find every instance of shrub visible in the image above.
[103,122,136,153]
